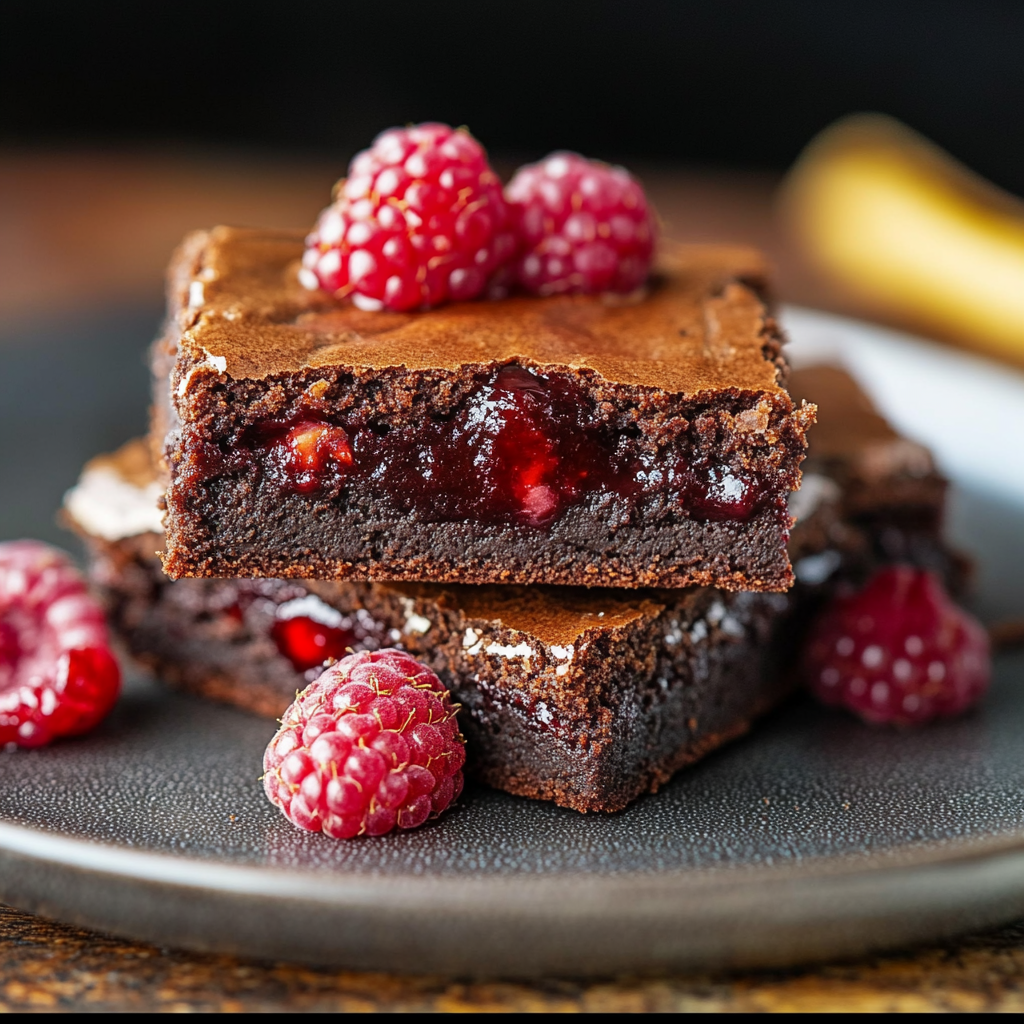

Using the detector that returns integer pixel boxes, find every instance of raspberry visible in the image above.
[263,649,465,837]
[0,540,121,747]
[804,566,991,725]
[505,152,655,295]
[301,123,516,311]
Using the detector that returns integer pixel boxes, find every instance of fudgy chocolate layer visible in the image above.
[154,227,813,589]
[176,478,796,589]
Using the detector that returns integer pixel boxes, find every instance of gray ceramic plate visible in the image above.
[0,307,1022,977]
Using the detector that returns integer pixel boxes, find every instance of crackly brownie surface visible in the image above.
[153,227,814,590]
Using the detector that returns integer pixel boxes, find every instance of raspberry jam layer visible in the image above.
[271,615,354,672]
[190,365,772,528]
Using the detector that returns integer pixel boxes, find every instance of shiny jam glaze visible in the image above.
[264,421,353,495]
[191,365,771,527]
[217,589,361,674]
[271,615,355,672]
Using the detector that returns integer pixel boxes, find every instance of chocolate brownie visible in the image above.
[787,364,965,592]
[67,366,961,813]
[152,226,814,591]
[68,438,791,813]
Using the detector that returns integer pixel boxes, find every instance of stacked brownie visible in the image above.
[65,360,960,812]
[63,226,955,812]
[153,228,812,590]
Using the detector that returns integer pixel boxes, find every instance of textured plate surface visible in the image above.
[0,306,1023,976]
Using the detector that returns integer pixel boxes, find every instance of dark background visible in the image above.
[3,0,1024,193]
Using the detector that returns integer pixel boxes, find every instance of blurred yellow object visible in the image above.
[780,113,1024,365]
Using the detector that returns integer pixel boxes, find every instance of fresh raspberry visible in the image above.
[804,566,991,725]
[0,540,121,747]
[301,123,516,311]
[505,152,655,295]
[263,649,465,837]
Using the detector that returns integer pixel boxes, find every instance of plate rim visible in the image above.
[6,811,1024,897]
[5,813,1024,975]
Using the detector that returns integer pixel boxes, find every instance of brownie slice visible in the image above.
[67,366,961,813]
[787,364,966,593]
[152,226,814,591]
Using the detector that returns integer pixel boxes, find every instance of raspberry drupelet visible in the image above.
[301,123,516,311]
[263,649,466,837]
[505,151,656,295]
[0,540,121,747]
[804,565,991,726]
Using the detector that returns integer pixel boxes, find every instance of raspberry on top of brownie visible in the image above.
[153,227,814,591]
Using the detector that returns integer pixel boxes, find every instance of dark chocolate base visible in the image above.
[164,480,794,591]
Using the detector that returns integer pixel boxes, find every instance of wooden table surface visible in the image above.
[2,149,1022,1012]
[4,904,1024,1013]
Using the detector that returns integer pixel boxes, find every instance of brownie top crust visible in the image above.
[788,364,934,482]
[343,580,668,648]
[169,226,783,396]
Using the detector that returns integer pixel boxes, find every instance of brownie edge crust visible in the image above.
[154,227,814,591]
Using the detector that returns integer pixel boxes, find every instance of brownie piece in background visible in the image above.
[787,364,967,594]
[152,227,814,591]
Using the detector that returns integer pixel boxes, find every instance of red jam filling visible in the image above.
[264,421,353,495]
[271,615,354,672]
[192,366,770,527]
